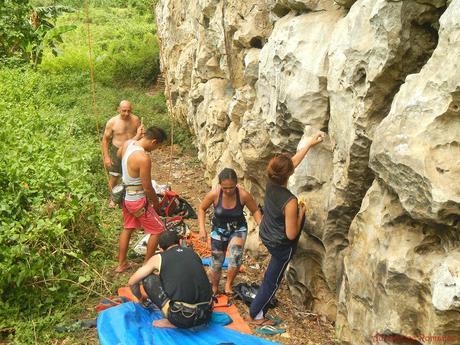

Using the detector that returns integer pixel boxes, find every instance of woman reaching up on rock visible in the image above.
[248,132,324,325]
[199,168,262,296]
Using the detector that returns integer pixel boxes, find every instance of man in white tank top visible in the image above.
[102,100,144,208]
[115,126,167,273]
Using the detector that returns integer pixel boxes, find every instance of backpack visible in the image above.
[158,190,197,219]
[233,282,277,309]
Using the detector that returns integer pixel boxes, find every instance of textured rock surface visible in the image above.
[156,0,460,342]
[369,0,460,227]
[338,2,460,342]
[316,0,444,319]
[337,180,460,344]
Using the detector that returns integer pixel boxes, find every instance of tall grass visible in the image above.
[0,67,106,344]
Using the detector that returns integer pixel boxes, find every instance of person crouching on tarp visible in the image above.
[128,231,213,328]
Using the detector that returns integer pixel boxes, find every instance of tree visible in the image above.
[0,0,76,66]
[28,5,76,66]
[0,0,32,64]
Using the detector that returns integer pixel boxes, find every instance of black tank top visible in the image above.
[212,187,246,225]
[259,182,297,247]
[159,246,212,303]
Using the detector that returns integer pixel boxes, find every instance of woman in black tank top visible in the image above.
[248,132,324,325]
[198,168,262,295]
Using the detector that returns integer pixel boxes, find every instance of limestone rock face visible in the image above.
[336,180,460,344]
[333,0,356,9]
[369,0,460,227]
[269,0,338,14]
[287,128,335,318]
[316,0,444,315]
[284,0,445,322]
[156,0,460,342]
[337,2,460,342]
[255,10,341,150]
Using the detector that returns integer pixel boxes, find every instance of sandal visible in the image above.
[247,318,277,327]
[255,325,285,336]
[265,315,282,326]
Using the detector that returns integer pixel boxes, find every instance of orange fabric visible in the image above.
[187,232,211,257]
[214,295,252,334]
[95,296,129,313]
[213,294,229,308]
[118,286,148,302]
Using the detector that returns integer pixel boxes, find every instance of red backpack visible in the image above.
[158,190,197,219]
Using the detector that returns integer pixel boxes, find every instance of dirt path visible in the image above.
[80,147,335,344]
[149,147,337,345]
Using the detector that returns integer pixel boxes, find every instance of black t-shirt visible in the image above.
[259,182,297,248]
[159,246,212,304]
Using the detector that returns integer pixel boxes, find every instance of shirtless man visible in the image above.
[102,100,144,208]
[115,126,167,273]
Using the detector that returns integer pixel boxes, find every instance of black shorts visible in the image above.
[143,274,212,329]
[108,145,121,176]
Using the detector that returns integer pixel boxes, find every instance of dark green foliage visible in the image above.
[30,5,77,65]
[31,0,157,14]
[0,68,106,341]
[0,0,33,64]
[1,1,195,340]
[0,0,77,66]
[40,6,160,87]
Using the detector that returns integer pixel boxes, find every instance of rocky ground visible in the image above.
[76,146,337,344]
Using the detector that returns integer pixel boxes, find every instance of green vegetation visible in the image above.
[40,4,160,86]
[0,67,106,344]
[0,0,194,343]
[0,1,77,66]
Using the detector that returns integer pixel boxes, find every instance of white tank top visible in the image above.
[122,140,145,201]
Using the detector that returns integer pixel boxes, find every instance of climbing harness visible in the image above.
[169,299,213,319]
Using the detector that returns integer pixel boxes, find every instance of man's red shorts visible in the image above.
[122,197,164,234]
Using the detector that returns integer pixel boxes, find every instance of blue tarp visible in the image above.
[97,302,280,345]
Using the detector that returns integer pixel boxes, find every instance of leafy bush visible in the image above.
[40,6,160,87]
[0,68,106,337]
[32,0,157,13]
[0,0,32,64]
[0,0,77,66]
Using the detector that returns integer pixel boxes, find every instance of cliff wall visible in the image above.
[156,0,460,342]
